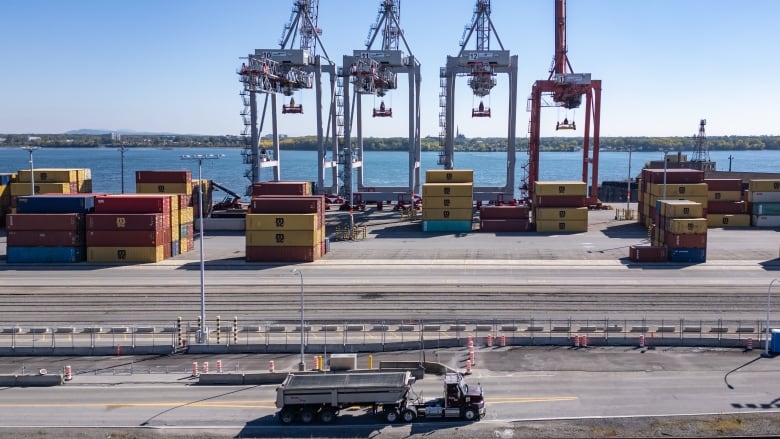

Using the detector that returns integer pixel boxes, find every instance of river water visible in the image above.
[1,147,777,199]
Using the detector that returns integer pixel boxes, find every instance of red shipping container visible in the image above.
[250,196,323,214]
[7,213,84,231]
[704,179,742,192]
[251,181,310,196]
[87,229,169,247]
[707,200,746,214]
[87,213,167,231]
[7,230,84,246]
[246,245,319,262]
[135,170,192,183]
[663,231,707,249]
[641,169,704,184]
[94,195,170,214]
[533,195,587,208]
[480,219,532,232]
[629,245,667,262]
[479,205,530,219]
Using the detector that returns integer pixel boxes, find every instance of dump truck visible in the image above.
[275,371,485,424]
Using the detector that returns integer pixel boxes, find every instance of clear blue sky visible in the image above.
[1,0,777,138]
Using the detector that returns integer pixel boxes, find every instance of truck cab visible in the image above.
[410,372,485,421]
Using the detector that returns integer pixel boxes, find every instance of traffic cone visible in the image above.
[192,362,199,376]
[465,360,472,374]
[216,360,223,373]
[747,337,753,351]
[639,335,645,348]
[573,335,580,348]
[64,365,72,381]
[203,362,209,374]
[269,360,275,373]
[500,334,506,347]
[581,334,588,348]
[487,334,493,347]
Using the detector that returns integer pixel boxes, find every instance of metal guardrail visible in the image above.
[0,318,776,353]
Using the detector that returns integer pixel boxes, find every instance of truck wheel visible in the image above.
[299,408,316,424]
[385,409,399,423]
[462,407,478,421]
[402,409,416,423]
[279,409,296,425]
[319,408,336,424]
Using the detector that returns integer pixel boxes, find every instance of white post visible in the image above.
[291,269,305,371]
[765,278,780,357]
[181,154,223,344]
[21,146,40,195]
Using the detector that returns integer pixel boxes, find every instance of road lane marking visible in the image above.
[0,401,277,409]
[488,396,578,404]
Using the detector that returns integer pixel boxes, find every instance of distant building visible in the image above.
[0,138,6,143]
[28,136,41,141]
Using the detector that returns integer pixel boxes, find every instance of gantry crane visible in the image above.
[526,0,602,205]
[439,0,518,202]
[691,119,715,171]
[237,0,340,196]
[339,0,422,207]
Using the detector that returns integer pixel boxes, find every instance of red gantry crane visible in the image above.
[526,0,602,205]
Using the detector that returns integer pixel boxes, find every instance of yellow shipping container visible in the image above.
[707,190,742,201]
[246,213,319,231]
[534,181,587,197]
[422,183,473,197]
[658,200,703,218]
[748,179,780,192]
[87,246,165,263]
[425,169,474,183]
[17,169,78,183]
[246,229,320,246]
[421,208,473,221]
[135,182,193,195]
[534,207,588,221]
[535,219,588,233]
[422,196,473,209]
[180,238,189,253]
[10,182,72,196]
[707,214,751,228]
[667,218,708,234]
[179,207,194,224]
[648,183,708,197]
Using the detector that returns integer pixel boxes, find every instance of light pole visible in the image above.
[181,153,223,344]
[764,278,780,357]
[21,146,40,195]
[291,268,305,371]
[119,145,127,194]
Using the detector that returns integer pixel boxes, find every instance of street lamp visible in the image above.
[118,145,127,194]
[181,153,224,344]
[291,268,305,371]
[764,278,780,357]
[21,146,40,195]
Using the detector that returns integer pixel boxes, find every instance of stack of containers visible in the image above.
[479,205,531,232]
[533,181,588,233]
[6,194,95,263]
[247,181,325,262]
[421,170,473,233]
[637,169,705,227]
[135,170,194,255]
[11,168,92,196]
[87,195,173,263]
[0,173,14,227]
[655,199,707,263]
[704,178,749,227]
[191,179,212,219]
[748,179,780,228]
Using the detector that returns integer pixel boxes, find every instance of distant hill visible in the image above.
[65,129,178,135]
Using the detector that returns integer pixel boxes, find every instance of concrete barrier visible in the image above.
[0,375,18,386]
[14,374,64,387]
[198,373,245,385]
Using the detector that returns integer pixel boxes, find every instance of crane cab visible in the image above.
[373,101,393,118]
[282,98,303,114]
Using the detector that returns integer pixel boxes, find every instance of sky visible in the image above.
[1,0,778,139]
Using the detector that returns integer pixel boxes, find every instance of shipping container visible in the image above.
[246,229,320,246]
[656,200,704,218]
[421,183,473,198]
[707,200,746,214]
[707,214,751,228]
[707,191,742,202]
[663,231,707,248]
[479,205,530,220]
[668,247,706,263]
[94,195,170,214]
[648,183,708,198]
[535,219,588,233]
[534,181,587,197]
[534,207,588,221]
[421,220,472,233]
[246,245,319,262]
[7,230,84,246]
[87,229,170,247]
[135,182,193,195]
[10,182,76,196]
[246,213,319,231]
[7,213,83,231]
[532,195,587,207]
[666,218,708,234]
[421,208,473,221]
[479,219,532,232]
[751,203,780,216]
[704,179,742,192]
[629,245,667,262]
[0,173,14,185]
[179,206,194,224]
[422,196,473,209]
[747,191,780,203]
[748,179,780,192]
[7,246,85,263]
[17,169,78,183]
[87,213,167,230]
[641,169,704,184]
[251,181,312,196]
[752,215,780,227]
[250,196,323,214]
[135,170,192,184]
[87,246,166,263]
[425,169,474,184]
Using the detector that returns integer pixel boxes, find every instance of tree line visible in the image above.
[2,133,779,152]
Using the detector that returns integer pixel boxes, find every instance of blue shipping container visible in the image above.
[668,247,706,263]
[422,220,472,233]
[751,202,780,216]
[171,240,180,257]
[16,195,95,214]
[7,246,85,263]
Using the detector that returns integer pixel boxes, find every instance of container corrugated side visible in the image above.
[7,213,84,231]
[751,203,780,216]
[535,219,588,233]
[421,183,473,197]
[648,183,708,198]
[748,179,780,192]
[668,248,706,263]
[479,219,531,232]
[246,245,318,262]
[479,205,530,220]
[532,195,587,208]
[663,231,707,249]
[534,207,588,221]
[86,213,167,231]
[707,190,742,202]
[666,218,708,234]
[246,229,320,246]
[641,169,704,184]
[7,230,84,246]
[422,196,473,209]
[94,195,169,214]
[87,246,165,263]
[135,182,193,195]
[10,182,76,196]
[752,215,780,227]
[249,196,322,214]
[421,208,473,221]
[424,169,474,184]
[704,179,743,192]
[135,170,192,184]
[421,220,472,233]
[245,213,319,231]
[748,191,780,203]
[533,181,587,197]
[707,214,751,228]
[251,181,312,196]
[17,169,78,183]
[707,200,746,214]
[87,229,170,247]
[7,246,85,263]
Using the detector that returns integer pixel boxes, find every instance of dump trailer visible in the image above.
[275,371,486,424]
